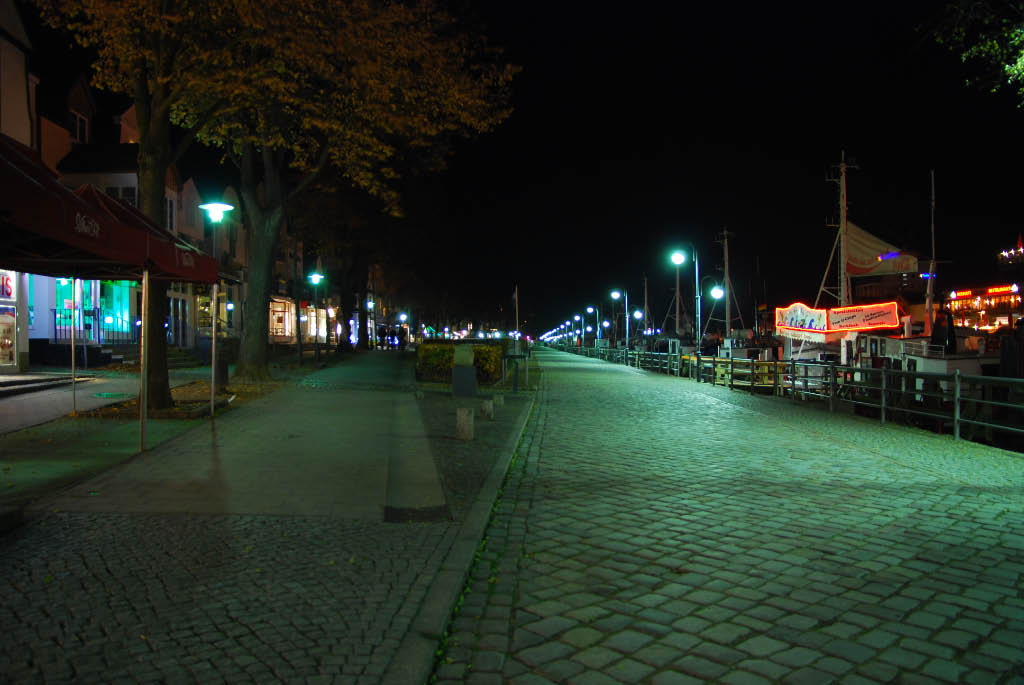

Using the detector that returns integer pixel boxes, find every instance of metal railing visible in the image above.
[52,308,140,346]
[555,344,1024,444]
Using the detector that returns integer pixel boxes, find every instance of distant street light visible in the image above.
[586,305,601,340]
[308,265,325,361]
[611,289,632,352]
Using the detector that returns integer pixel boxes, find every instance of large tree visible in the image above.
[34,0,236,409]
[192,0,515,381]
[934,1,1024,102]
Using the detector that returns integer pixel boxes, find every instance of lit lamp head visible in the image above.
[199,202,234,223]
[610,290,621,300]
[711,286,725,300]
[633,310,643,320]
[574,314,581,322]
[308,272,324,286]
[586,306,594,314]
[399,313,408,322]
[670,250,686,266]
[602,320,610,328]
[367,300,375,310]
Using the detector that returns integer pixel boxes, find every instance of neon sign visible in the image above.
[950,290,972,299]
[986,284,1019,295]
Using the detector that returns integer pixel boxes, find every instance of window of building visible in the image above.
[165,197,175,231]
[70,110,88,143]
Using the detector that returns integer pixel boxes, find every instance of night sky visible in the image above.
[18,2,1024,336]
[429,2,1024,335]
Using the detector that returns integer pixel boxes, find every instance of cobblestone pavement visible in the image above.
[0,353,532,683]
[433,347,1024,684]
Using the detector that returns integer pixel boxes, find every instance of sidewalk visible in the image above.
[0,350,535,682]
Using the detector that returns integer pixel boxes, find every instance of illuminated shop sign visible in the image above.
[950,290,972,299]
[0,270,16,303]
[986,284,1019,295]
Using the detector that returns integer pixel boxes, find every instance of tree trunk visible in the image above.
[234,211,279,381]
[138,141,174,410]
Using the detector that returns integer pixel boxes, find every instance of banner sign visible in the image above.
[775,300,901,340]
[775,302,827,332]
[827,302,899,331]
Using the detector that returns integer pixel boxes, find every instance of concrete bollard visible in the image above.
[493,394,505,407]
[480,399,494,420]
[456,407,474,440]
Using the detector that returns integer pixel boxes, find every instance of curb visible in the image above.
[381,391,537,685]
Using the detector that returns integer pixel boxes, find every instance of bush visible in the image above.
[415,341,505,385]
[416,343,454,382]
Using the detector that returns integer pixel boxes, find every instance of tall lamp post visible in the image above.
[670,246,700,343]
[199,201,234,419]
[586,305,600,341]
[574,314,583,347]
[611,289,630,352]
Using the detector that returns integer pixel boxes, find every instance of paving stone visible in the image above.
[772,647,823,668]
[569,647,620,670]
[737,635,789,657]
[673,655,729,680]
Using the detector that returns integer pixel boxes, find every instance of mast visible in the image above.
[839,151,850,306]
[925,170,936,338]
[723,228,732,338]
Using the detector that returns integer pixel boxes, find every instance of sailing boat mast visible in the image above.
[839,151,850,306]
[925,170,936,338]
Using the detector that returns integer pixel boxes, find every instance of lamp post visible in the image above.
[199,201,234,419]
[308,268,324,361]
[611,289,630,352]
[574,314,583,347]
[702,282,725,337]
[670,245,700,343]
[586,305,600,340]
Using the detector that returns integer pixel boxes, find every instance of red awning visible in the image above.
[0,133,215,283]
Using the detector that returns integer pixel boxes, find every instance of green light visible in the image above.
[309,272,324,285]
[199,202,234,223]
[670,250,686,265]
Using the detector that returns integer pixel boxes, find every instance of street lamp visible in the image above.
[611,289,631,352]
[199,201,234,419]
[308,266,325,361]
[586,305,601,340]
[574,313,583,347]
[670,245,700,343]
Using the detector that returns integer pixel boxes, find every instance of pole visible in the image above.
[925,169,936,339]
[70,278,77,415]
[839,152,849,306]
[694,249,700,346]
[674,264,681,336]
[139,269,149,451]
[724,229,732,338]
[211,281,217,418]
[624,291,630,353]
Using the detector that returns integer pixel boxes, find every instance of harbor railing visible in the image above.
[560,345,1024,444]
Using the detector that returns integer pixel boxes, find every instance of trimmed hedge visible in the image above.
[415,341,506,384]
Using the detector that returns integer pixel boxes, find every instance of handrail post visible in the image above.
[711,357,717,386]
[791,359,797,402]
[729,356,734,390]
[695,353,701,382]
[880,367,887,424]
[829,363,836,413]
[954,369,961,441]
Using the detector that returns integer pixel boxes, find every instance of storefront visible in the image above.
[0,269,19,368]
[269,296,295,343]
[948,283,1022,331]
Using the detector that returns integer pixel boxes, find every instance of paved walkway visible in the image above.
[0,351,534,683]
[433,347,1024,684]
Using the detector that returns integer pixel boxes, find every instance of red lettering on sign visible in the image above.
[0,276,12,299]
